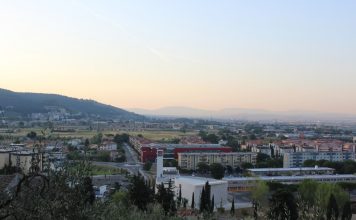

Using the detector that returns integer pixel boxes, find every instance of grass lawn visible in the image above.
[90,165,125,176]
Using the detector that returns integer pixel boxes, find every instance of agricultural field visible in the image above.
[126,130,198,141]
[1,127,198,142]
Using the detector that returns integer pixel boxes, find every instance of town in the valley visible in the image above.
[1,108,356,219]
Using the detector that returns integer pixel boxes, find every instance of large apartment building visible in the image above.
[178,152,257,170]
[130,137,232,162]
[283,151,356,168]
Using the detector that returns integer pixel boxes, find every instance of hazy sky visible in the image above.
[1,1,355,114]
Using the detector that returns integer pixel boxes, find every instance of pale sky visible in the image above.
[0,1,355,114]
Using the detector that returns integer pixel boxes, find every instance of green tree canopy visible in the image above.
[210,163,225,180]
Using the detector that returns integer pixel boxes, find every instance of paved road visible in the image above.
[122,143,140,164]
[93,143,151,181]
[93,161,141,175]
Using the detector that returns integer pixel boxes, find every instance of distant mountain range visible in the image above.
[130,106,356,122]
[0,88,142,120]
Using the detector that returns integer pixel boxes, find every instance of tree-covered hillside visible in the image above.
[0,88,142,120]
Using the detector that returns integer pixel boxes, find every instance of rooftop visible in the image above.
[175,176,227,186]
[224,174,356,182]
[178,152,256,156]
[247,167,334,172]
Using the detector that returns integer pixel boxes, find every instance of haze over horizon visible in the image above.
[1,1,356,115]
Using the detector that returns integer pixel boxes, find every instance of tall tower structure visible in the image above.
[156,149,164,179]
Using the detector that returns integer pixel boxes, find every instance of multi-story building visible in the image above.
[178,152,257,170]
[251,145,272,156]
[283,151,356,168]
[225,174,356,192]
[130,136,233,162]
[247,167,334,176]
[141,144,233,163]
[274,145,295,157]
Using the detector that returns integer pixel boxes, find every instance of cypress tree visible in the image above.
[327,194,339,220]
[342,201,352,220]
[204,181,211,212]
[167,179,176,215]
[177,185,182,208]
[191,192,195,209]
[200,187,205,212]
[210,195,215,213]
[183,198,188,209]
[230,198,235,215]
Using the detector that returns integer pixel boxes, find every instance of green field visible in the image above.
[90,165,126,175]
[3,128,198,141]
[126,130,197,141]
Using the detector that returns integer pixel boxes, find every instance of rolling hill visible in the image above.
[130,106,356,122]
[0,88,142,120]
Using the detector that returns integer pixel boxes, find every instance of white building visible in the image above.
[155,150,228,211]
[99,142,117,151]
[174,177,228,209]
[283,151,356,168]
[251,145,271,156]
[247,167,334,176]
[225,174,356,192]
[95,185,108,198]
[178,152,257,170]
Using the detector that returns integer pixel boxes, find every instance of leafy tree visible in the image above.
[303,159,317,167]
[96,151,111,162]
[314,183,349,218]
[143,161,152,171]
[0,161,98,219]
[182,198,188,209]
[84,138,90,147]
[268,189,298,220]
[205,134,219,144]
[241,162,254,170]
[128,174,154,211]
[112,190,129,208]
[0,163,20,175]
[210,163,225,180]
[199,131,219,144]
[256,153,283,168]
[82,176,95,205]
[251,181,268,220]
[91,133,103,145]
[298,180,319,205]
[26,131,37,140]
[155,180,176,216]
[226,137,240,152]
[326,194,339,220]
[113,133,130,145]
[341,201,352,220]
[298,180,319,219]
[226,165,233,175]
[197,162,210,173]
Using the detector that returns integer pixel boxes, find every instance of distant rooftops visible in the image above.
[151,143,223,149]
